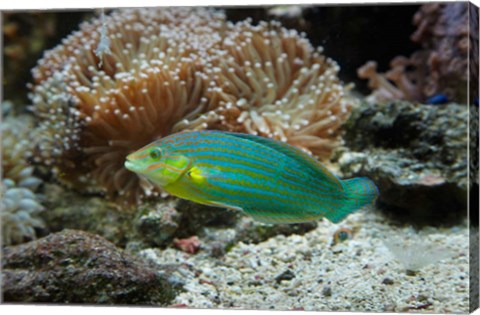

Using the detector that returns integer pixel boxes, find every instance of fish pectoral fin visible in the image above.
[186,166,207,184]
[186,166,224,184]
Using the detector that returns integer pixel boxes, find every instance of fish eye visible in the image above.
[149,148,161,160]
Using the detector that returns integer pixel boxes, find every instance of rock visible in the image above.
[275,269,296,283]
[201,227,238,257]
[175,199,240,234]
[130,199,239,254]
[134,200,182,247]
[2,230,177,304]
[336,101,468,224]
[322,285,332,297]
[42,184,317,255]
[382,278,395,285]
[234,216,318,245]
[42,184,136,247]
[196,216,317,257]
[168,201,317,256]
[470,92,479,187]
[469,104,479,226]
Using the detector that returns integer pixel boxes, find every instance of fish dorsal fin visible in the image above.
[219,131,342,189]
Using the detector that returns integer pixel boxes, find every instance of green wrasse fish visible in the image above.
[125,131,378,224]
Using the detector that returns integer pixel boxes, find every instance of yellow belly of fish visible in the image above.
[163,181,207,204]
[162,167,218,207]
[163,168,241,211]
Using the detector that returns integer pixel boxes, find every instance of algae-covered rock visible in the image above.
[133,200,182,248]
[176,200,317,244]
[199,216,317,257]
[140,200,317,256]
[337,101,468,224]
[126,199,240,253]
[41,183,316,255]
[2,229,177,304]
[175,199,240,233]
[41,183,135,247]
[233,217,317,245]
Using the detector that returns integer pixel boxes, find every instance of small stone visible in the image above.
[382,278,394,285]
[275,269,295,283]
[332,227,353,245]
[322,286,332,297]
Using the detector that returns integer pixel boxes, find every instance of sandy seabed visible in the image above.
[139,208,469,313]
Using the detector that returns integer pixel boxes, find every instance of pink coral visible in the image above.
[173,236,201,254]
[358,3,469,104]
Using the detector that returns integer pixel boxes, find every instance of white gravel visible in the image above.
[139,208,469,313]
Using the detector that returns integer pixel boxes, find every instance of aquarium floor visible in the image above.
[139,209,469,313]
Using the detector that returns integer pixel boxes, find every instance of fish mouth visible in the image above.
[124,158,141,173]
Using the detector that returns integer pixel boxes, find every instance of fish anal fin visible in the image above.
[243,207,323,224]
[206,200,244,212]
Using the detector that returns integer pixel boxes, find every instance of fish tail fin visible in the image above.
[326,177,379,223]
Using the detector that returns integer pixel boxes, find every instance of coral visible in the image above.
[1,113,45,245]
[29,7,354,203]
[358,3,469,104]
[173,236,201,254]
[357,60,419,104]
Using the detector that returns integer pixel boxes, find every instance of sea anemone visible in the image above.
[29,7,227,202]
[1,113,45,245]
[176,19,353,158]
[29,7,354,204]
[1,181,45,246]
